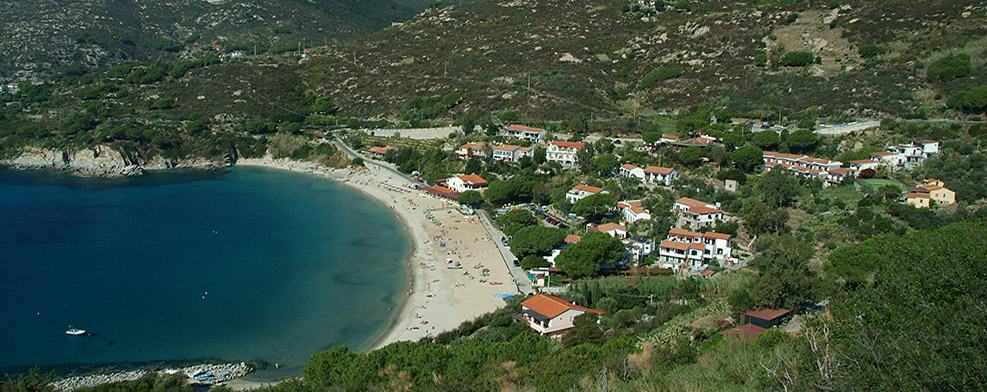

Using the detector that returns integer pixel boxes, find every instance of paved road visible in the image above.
[332,135,417,186]
[476,210,536,295]
[815,120,881,135]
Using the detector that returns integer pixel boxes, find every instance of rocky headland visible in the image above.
[1,145,231,177]
[50,362,255,391]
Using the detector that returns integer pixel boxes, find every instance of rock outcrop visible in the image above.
[1,145,230,177]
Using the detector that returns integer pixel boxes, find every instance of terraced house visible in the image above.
[762,151,849,187]
[673,197,725,230]
[657,228,734,272]
[492,144,534,162]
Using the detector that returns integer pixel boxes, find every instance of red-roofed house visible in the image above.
[658,228,734,270]
[366,146,394,158]
[870,151,905,170]
[619,164,645,180]
[492,144,534,162]
[762,151,848,187]
[548,141,585,167]
[742,308,791,329]
[521,294,603,336]
[456,143,487,159]
[423,186,461,200]
[643,166,678,186]
[446,174,488,193]
[673,197,725,230]
[848,159,878,172]
[618,200,651,224]
[590,223,627,239]
[564,235,582,244]
[566,184,607,204]
[504,125,547,142]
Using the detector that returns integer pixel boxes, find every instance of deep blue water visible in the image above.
[0,167,409,379]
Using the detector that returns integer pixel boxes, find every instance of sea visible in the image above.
[0,166,410,380]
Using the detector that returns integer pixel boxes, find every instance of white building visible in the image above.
[504,125,547,142]
[673,197,725,230]
[548,141,585,167]
[870,151,906,171]
[521,294,603,336]
[762,151,848,187]
[445,174,488,193]
[848,159,878,172]
[658,228,734,270]
[566,184,607,204]
[492,144,534,162]
[619,164,645,180]
[618,200,651,224]
[643,166,677,186]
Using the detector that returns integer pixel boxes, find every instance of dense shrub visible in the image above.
[779,51,814,67]
[858,44,883,58]
[946,85,987,113]
[927,53,971,81]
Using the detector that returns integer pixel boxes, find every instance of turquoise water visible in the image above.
[0,166,410,379]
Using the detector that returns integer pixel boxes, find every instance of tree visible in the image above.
[677,146,704,167]
[755,167,800,208]
[562,312,605,347]
[570,193,617,222]
[313,97,339,115]
[643,131,662,144]
[496,209,536,228]
[555,231,625,278]
[457,190,483,207]
[592,153,619,174]
[927,53,971,81]
[461,117,476,135]
[858,44,883,58]
[533,146,547,164]
[741,199,788,235]
[484,122,500,137]
[827,221,987,391]
[508,225,567,257]
[753,131,780,150]
[731,145,763,172]
[754,53,768,66]
[303,345,358,388]
[520,254,550,269]
[785,129,818,153]
[749,235,820,309]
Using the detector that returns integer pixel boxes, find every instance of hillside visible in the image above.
[301,0,987,121]
[0,0,440,80]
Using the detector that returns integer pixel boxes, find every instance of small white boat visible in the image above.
[66,326,86,336]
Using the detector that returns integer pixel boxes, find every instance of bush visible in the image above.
[147,37,182,52]
[858,44,883,58]
[946,85,987,113]
[927,53,971,81]
[779,51,814,67]
[641,67,683,88]
[754,53,768,66]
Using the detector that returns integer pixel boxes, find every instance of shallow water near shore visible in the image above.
[0,166,410,379]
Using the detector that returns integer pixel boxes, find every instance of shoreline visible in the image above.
[2,156,518,390]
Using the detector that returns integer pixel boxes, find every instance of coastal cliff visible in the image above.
[1,145,231,177]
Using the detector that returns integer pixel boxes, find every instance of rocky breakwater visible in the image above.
[50,362,254,390]
[1,145,230,177]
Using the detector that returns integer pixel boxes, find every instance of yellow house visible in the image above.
[918,179,956,205]
[907,192,931,208]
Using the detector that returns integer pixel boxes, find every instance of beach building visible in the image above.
[446,174,488,193]
[366,146,394,159]
[504,125,547,142]
[619,164,645,180]
[422,186,460,200]
[521,294,603,336]
[643,166,677,186]
[566,184,607,204]
[589,223,627,239]
[548,141,585,167]
[672,197,725,230]
[456,143,487,159]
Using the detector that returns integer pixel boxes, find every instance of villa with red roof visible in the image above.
[492,144,534,162]
[619,164,645,180]
[618,200,651,224]
[566,184,607,204]
[673,197,726,230]
[548,141,585,167]
[521,294,604,336]
[446,174,488,193]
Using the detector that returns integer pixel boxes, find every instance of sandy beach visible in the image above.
[236,157,518,352]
